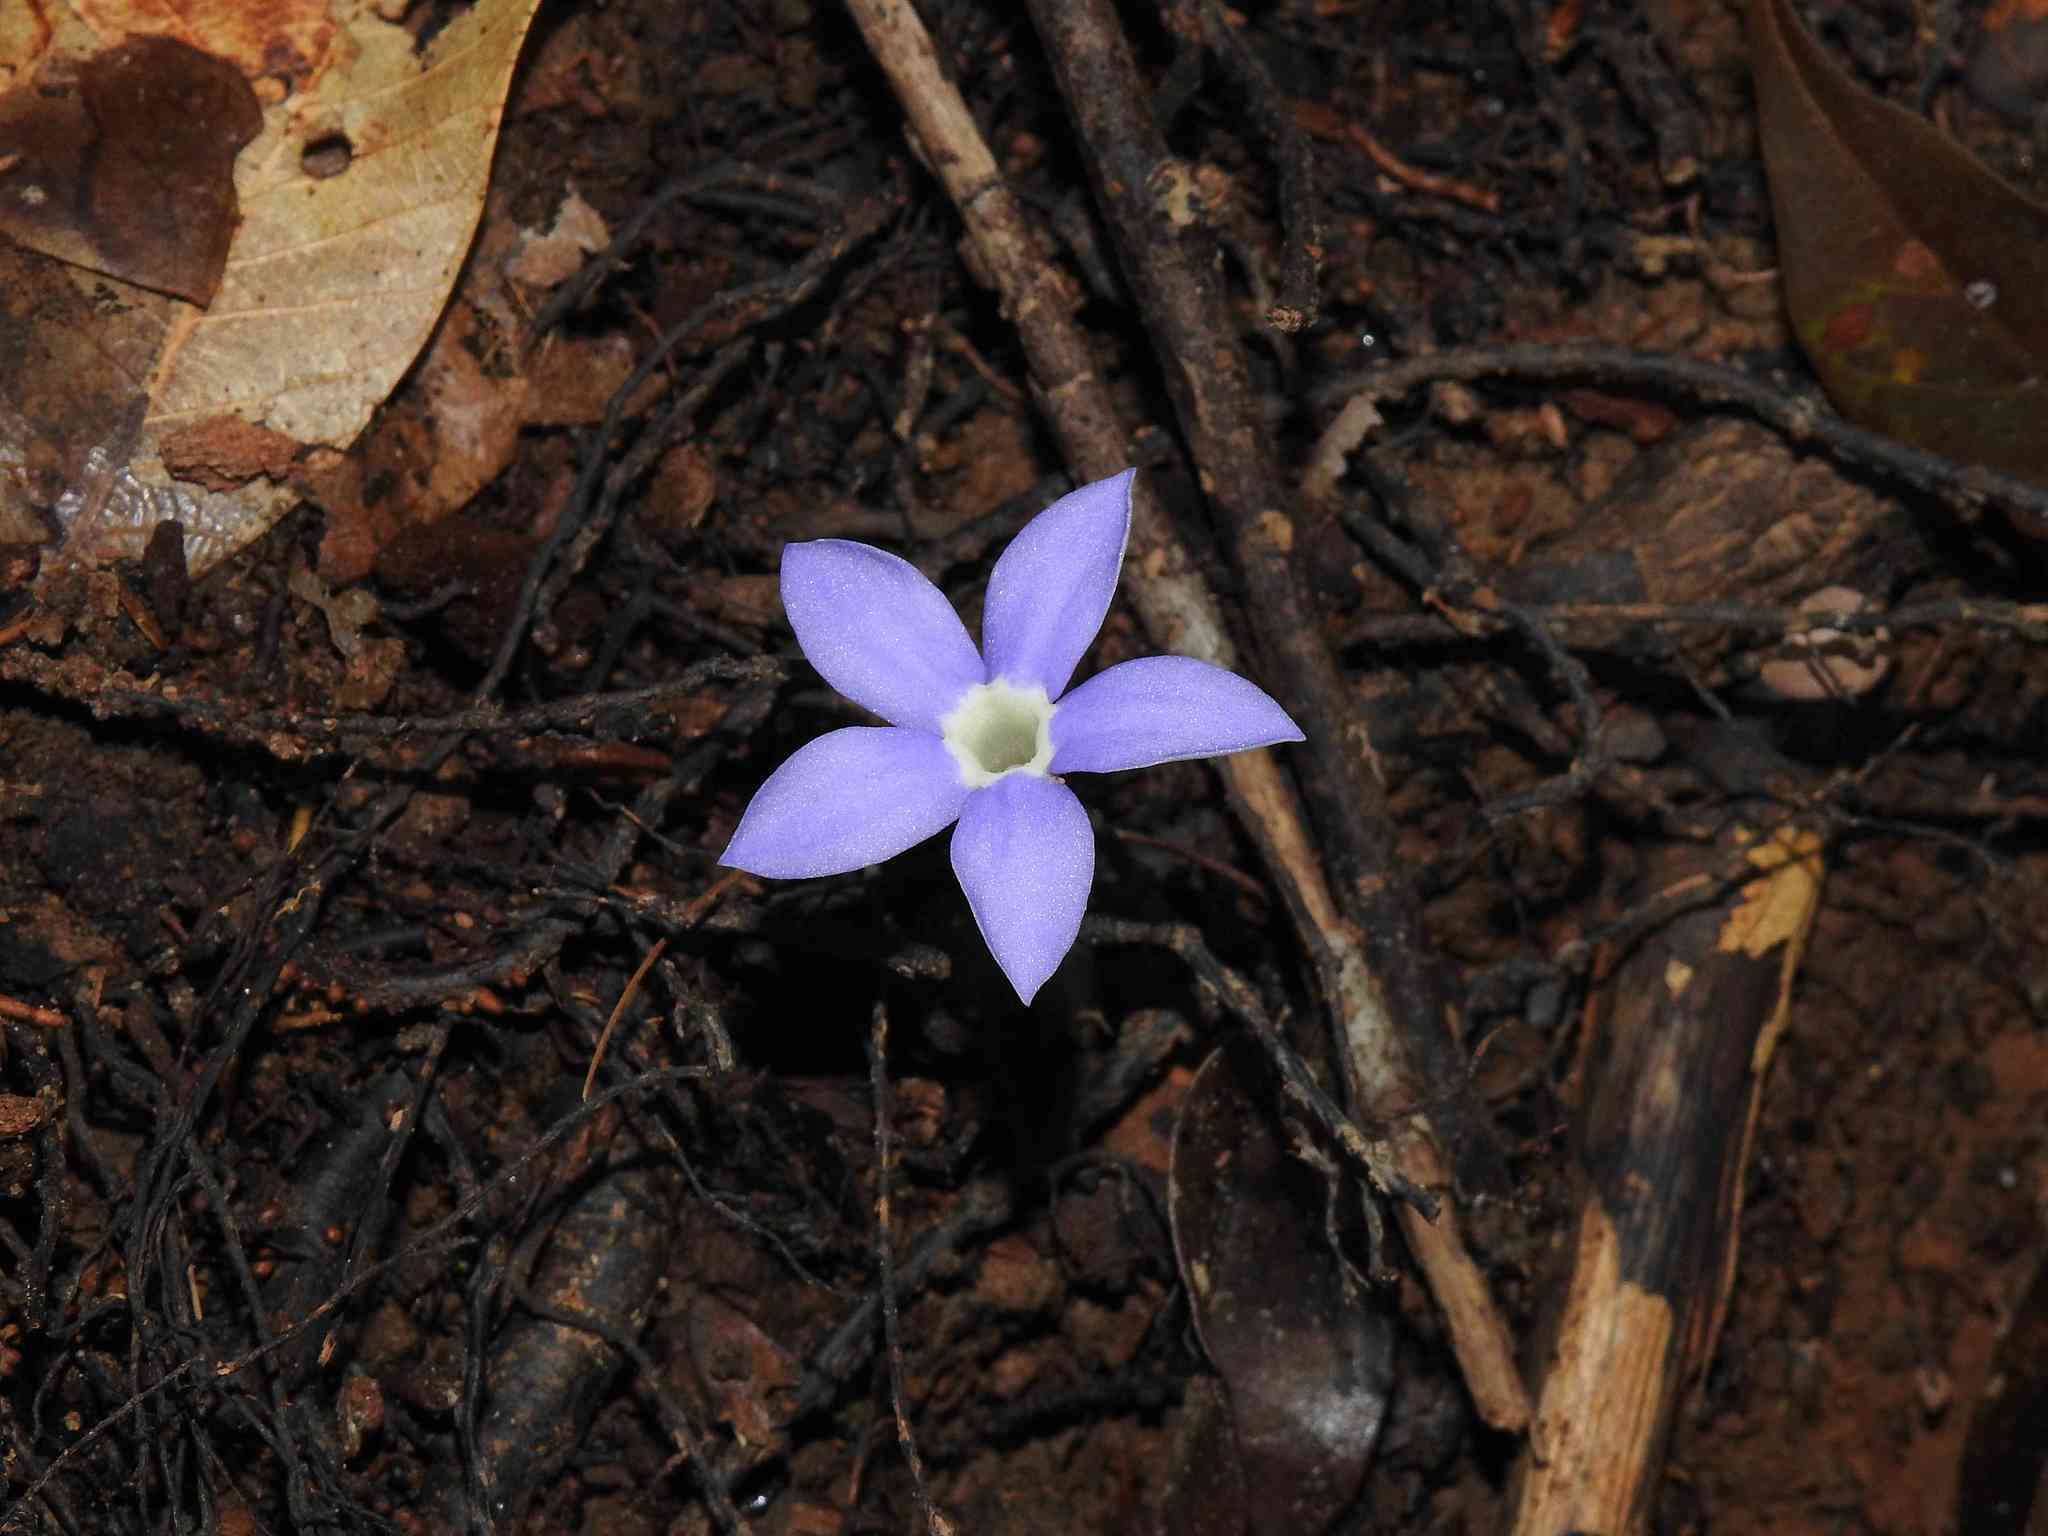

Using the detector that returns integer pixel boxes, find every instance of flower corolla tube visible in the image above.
[719,470,1304,1004]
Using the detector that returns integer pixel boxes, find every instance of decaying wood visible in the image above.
[1957,1251,2048,1536]
[1512,730,1824,1534]
[1512,418,1925,687]
[842,0,1530,1433]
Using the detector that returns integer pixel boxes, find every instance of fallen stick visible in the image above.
[843,0,1529,1432]
[1024,0,1529,1432]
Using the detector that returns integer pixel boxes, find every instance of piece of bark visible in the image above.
[1510,418,1926,685]
[1511,728,1824,1534]
[1957,1252,2048,1536]
[475,1163,674,1524]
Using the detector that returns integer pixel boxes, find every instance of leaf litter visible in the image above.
[0,1,2046,1534]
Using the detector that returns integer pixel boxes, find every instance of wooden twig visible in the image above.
[1311,339,2048,537]
[843,0,1527,1433]
[0,653,787,764]
[0,994,66,1028]
[1021,0,1529,1432]
[584,936,668,1101]
[0,1064,715,1531]
[1175,0,1327,329]
[1292,104,1502,213]
[1085,914,1435,1232]
[867,1003,955,1536]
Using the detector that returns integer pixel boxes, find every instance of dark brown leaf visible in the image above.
[0,36,260,305]
[1748,0,2048,528]
[1156,1377,1250,1536]
[1168,1049,1393,1536]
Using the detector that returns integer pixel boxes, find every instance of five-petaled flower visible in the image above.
[719,470,1303,1004]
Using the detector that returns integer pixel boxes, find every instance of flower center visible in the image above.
[940,679,1055,788]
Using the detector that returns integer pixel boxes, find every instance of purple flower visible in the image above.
[718,470,1303,1004]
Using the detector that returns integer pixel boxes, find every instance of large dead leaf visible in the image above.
[0,0,544,574]
[1748,0,2048,531]
[1167,1049,1394,1536]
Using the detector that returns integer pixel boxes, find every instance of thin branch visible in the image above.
[866,1004,954,1536]
[1022,0,1531,1432]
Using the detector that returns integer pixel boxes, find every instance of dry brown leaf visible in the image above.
[159,415,304,492]
[0,9,55,84]
[0,0,543,575]
[71,0,338,85]
[1750,0,2048,528]
[310,299,639,584]
[504,186,611,288]
[150,0,542,448]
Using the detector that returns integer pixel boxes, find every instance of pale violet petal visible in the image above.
[782,540,985,731]
[950,776,1094,1005]
[720,727,968,878]
[980,470,1134,700]
[1049,655,1304,774]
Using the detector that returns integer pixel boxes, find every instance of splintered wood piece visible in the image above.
[1957,1253,2048,1536]
[1512,734,1824,1535]
[1511,419,1923,689]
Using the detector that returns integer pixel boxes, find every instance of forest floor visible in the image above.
[3,0,2048,1532]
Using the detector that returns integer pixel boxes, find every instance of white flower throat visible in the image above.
[941,679,1055,788]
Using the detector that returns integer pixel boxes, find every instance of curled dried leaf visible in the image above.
[1168,1049,1394,1536]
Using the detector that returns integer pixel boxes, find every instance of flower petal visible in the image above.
[950,776,1094,1005]
[1049,655,1304,774]
[781,540,985,731]
[720,727,968,878]
[980,470,1134,699]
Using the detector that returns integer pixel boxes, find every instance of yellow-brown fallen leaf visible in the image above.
[0,0,545,575]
